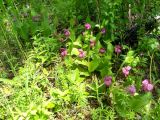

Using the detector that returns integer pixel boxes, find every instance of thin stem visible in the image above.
[95,0,101,24]
[153,59,158,78]
[149,52,154,81]
[115,61,125,79]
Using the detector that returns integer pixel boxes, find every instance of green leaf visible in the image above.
[78,67,90,76]
[88,56,100,72]
[98,55,113,77]
[130,93,152,112]
[70,29,75,42]
[45,102,55,109]
[75,60,88,67]
[106,42,114,59]
[42,68,49,75]
[100,66,112,77]
[73,41,82,47]
[71,48,79,55]
[124,50,135,64]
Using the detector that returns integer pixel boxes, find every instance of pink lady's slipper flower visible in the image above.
[99,48,106,54]
[90,39,96,47]
[142,79,154,92]
[104,76,112,87]
[115,45,122,54]
[101,28,106,34]
[85,23,91,30]
[60,48,67,57]
[78,49,86,58]
[127,85,136,95]
[64,29,70,37]
[122,66,131,77]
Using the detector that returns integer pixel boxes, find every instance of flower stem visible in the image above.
[149,52,154,81]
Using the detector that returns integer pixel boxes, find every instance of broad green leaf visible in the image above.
[88,56,100,72]
[106,42,114,61]
[100,67,112,77]
[71,48,79,55]
[130,93,152,112]
[70,29,75,42]
[124,50,135,64]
